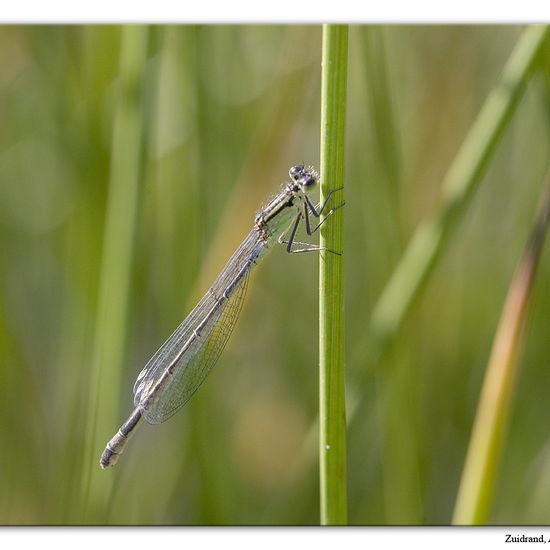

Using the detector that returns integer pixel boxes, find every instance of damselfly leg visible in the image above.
[303,186,345,235]
[279,186,344,254]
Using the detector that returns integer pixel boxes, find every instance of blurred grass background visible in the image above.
[1,24,550,525]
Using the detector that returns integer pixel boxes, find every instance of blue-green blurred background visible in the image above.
[1,25,550,525]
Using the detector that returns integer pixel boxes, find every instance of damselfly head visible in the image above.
[289,164,318,191]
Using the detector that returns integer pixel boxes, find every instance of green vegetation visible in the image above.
[319,24,348,525]
[453,177,550,524]
[1,25,550,525]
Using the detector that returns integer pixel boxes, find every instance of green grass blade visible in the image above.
[79,25,148,519]
[453,175,550,525]
[370,25,549,348]
[319,24,348,526]
[360,26,401,204]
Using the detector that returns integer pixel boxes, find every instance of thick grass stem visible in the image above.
[319,24,348,526]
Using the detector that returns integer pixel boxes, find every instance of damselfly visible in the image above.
[100,164,342,468]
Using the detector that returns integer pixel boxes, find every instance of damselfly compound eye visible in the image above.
[289,164,305,181]
[302,175,317,187]
[298,166,318,188]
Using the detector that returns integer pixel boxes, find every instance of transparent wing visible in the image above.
[139,271,249,424]
[132,291,220,408]
[133,229,265,425]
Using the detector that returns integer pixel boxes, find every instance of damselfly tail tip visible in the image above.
[100,447,119,469]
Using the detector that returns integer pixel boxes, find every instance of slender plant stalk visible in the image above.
[319,24,348,526]
[453,176,550,525]
[360,26,401,203]
[370,25,549,349]
[80,26,148,517]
